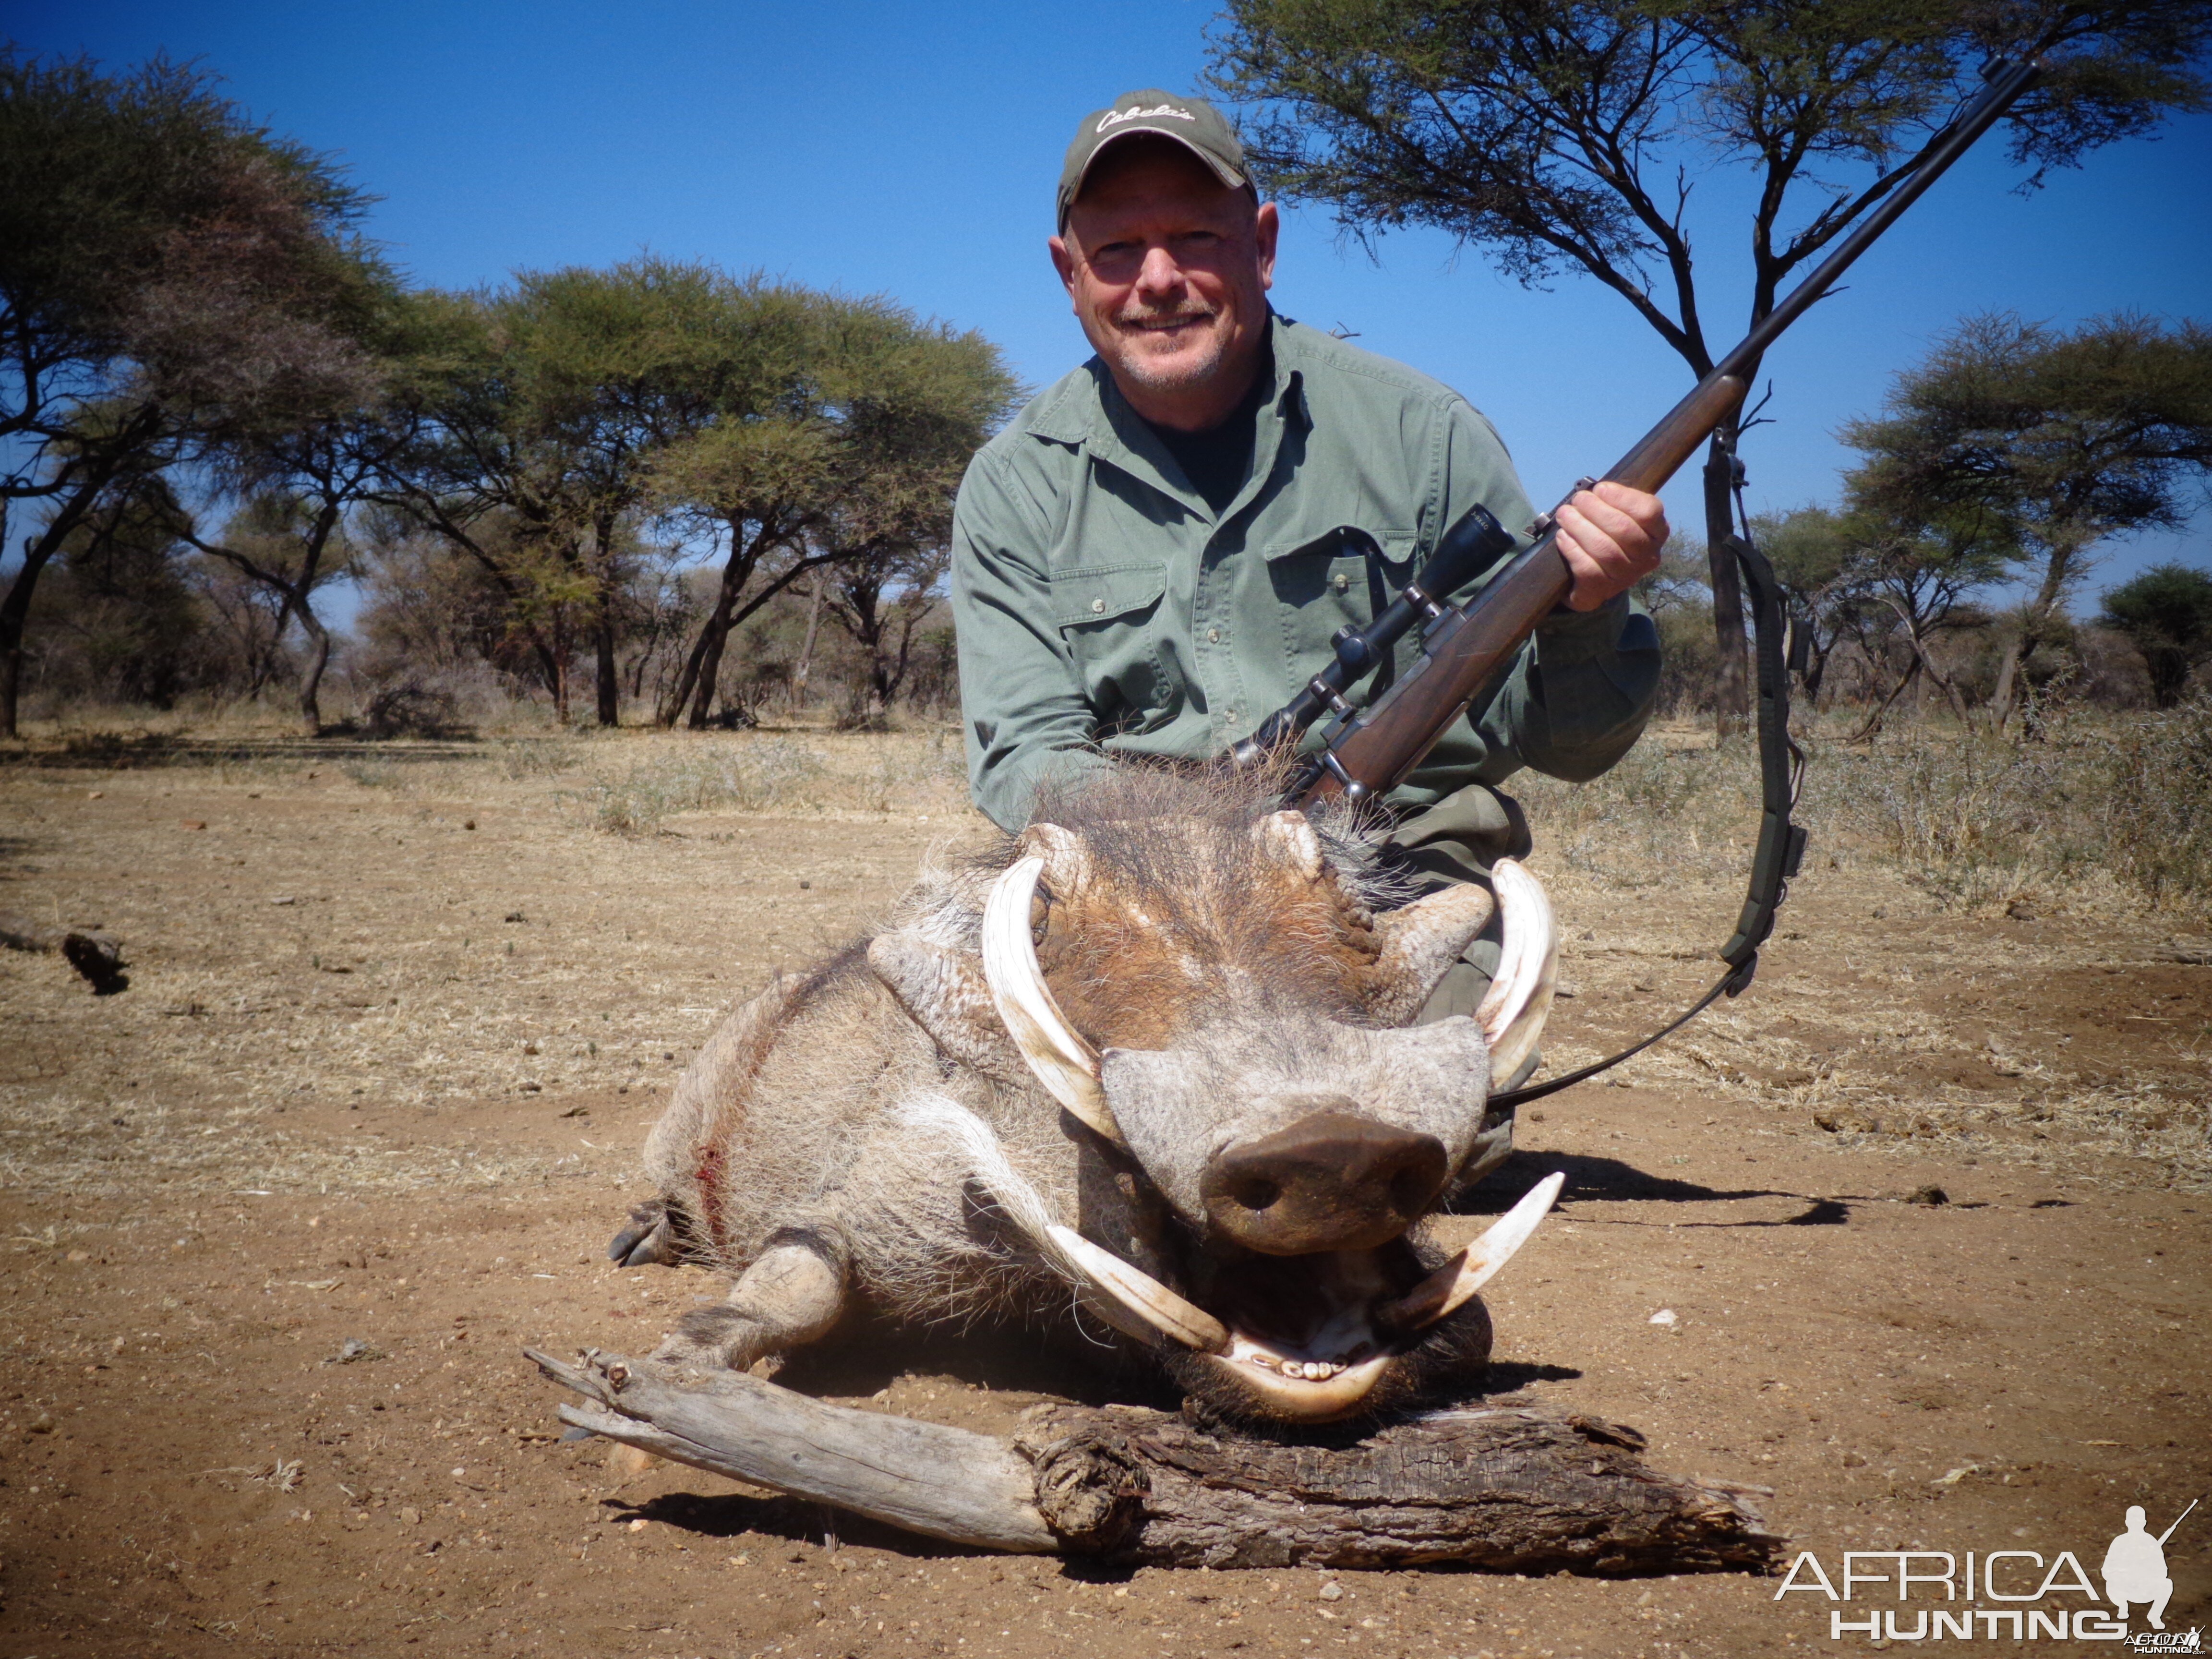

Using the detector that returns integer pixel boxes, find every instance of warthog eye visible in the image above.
[1029,884,1051,946]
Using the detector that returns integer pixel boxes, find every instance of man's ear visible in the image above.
[1254,201,1278,291]
[1049,234,1078,300]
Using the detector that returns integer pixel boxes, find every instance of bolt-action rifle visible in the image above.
[1232,55,2044,1102]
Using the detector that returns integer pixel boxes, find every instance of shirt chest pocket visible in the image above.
[1049,561,1172,728]
[1263,528,1417,667]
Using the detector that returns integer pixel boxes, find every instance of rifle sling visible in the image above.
[1491,493,1805,1111]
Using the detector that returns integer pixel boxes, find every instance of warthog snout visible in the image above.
[1202,1106,1449,1254]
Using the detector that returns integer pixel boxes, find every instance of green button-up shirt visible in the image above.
[951,315,1659,831]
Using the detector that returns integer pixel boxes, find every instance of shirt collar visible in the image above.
[1031,314,1307,517]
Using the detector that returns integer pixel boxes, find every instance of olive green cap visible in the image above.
[1057,88,1249,230]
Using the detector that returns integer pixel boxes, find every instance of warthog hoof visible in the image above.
[607,1198,685,1268]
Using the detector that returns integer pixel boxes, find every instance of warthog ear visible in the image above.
[866,931,1033,1091]
[1017,821,1082,866]
[1364,884,1497,1025]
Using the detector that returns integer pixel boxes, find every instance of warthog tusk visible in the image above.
[1377,1171,1565,1333]
[1476,859,1558,1090]
[980,857,1121,1145]
[1046,1224,1230,1355]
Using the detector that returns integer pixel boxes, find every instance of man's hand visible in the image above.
[1554,481,1666,612]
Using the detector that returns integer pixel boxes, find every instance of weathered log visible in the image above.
[528,1348,1783,1573]
[0,913,127,993]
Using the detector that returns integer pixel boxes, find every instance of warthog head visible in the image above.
[881,769,1560,1423]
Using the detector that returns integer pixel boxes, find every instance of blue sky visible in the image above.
[10,0,2209,604]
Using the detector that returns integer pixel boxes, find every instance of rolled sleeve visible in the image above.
[1480,595,1663,782]
[950,448,1109,830]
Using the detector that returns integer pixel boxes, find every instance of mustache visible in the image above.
[1114,303,1217,329]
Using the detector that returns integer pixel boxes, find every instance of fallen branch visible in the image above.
[0,913,127,994]
[529,1348,1782,1573]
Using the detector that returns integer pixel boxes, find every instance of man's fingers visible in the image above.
[1554,486,1667,611]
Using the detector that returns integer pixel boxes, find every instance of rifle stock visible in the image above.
[1276,55,2041,812]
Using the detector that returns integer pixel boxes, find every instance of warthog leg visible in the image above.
[650,1225,851,1371]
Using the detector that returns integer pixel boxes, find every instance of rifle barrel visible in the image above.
[1286,55,2043,809]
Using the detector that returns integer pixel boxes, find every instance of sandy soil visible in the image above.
[1,728,2205,1659]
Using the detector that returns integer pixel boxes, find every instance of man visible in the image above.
[950,90,1665,1111]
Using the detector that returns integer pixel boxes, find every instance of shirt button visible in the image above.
[1334,572,1351,592]
[1206,627,1221,644]
[1090,598,1106,614]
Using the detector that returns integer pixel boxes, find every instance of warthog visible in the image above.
[609,767,1561,1423]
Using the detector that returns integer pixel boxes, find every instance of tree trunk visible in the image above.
[531,1350,1782,1574]
[595,604,620,727]
[1989,534,2088,734]
[1702,438,1751,742]
[0,549,55,740]
[0,468,112,739]
[791,578,825,710]
[594,513,621,728]
[685,606,733,730]
[296,607,332,736]
[661,524,759,729]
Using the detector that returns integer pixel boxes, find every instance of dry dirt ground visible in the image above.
[1,726,2206,1659]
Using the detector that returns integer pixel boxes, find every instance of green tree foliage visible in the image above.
[649,284,1018,729]
[24,470,204,707]
[380,262,1012,729]
[1205,0,2212,735]
[376,266,715,724]
[1754,506,1863,704]
[1840,312,2212,727]
[1751,499,2012,729]
[2101,560,2212,705]
[0,50,390,734]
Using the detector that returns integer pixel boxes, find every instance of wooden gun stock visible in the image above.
[1280,55,2041,812]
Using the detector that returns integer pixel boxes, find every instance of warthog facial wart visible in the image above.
[607,766,1562,1423]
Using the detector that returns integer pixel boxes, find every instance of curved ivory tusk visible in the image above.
[979,857,1121,1144]
[1047,1225,1230,1355]
[1377,1170,1565,1333]
[1475,858,1558,1090]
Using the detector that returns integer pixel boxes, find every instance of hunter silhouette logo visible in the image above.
[2109,1499,2195,1635]
[1774,1494,2203,1644]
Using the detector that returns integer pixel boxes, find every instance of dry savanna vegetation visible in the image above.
[1,708,2206,1658]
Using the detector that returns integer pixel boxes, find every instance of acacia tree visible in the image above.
[378,262,738,725]
[184,488,358,732]
[652,292,1016,729]
[1206,0,2212,736]
[2101,561,2212,706]
[1841,311,2212,728]
[0,51,387,734]
[1752,506,1866,705]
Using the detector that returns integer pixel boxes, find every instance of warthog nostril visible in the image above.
[1228,1177,1282,1213]
[1202,1107,1448,1256]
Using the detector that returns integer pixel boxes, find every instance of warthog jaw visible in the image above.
[1051,1174,1564,1421]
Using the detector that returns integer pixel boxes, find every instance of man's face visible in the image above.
[1050,141,1278,428]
